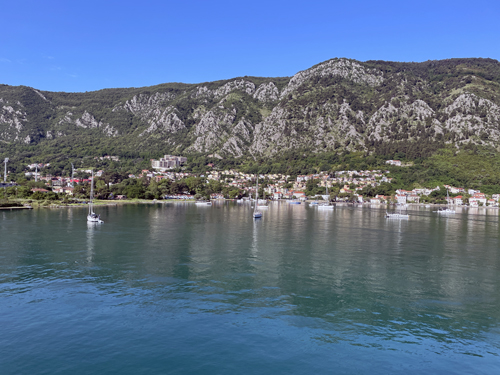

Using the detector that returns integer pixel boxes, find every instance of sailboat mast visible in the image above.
[254,175,258,212]
[89,170,94,215]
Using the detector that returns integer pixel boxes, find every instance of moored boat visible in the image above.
[253,176,263,219]
[195,200,212,206]
[87,170,103,224]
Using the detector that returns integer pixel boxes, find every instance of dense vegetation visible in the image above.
[2,57,500,196]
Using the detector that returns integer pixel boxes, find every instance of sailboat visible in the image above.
[253,176,263,219]
[318,183,334,209]
[87,170,104,223]
[386,203,409,219]
[434,188,455,214]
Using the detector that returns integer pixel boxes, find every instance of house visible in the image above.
[52,187,74,195]
[446,186,465,194]
[487,199,498,207]
[273,192,283,200]
[385,160,402,166]
[291,191,306,199]
[396,194,407,204]
[469,193,487,206]
[370,198,381,204]
[407,194,420,204]
[31,188,49,193]
[452,196,463,205]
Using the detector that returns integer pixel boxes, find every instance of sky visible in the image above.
[1,0,499,92]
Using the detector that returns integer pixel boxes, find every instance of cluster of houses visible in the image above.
[294,170,392,191]
[389,185,499,207]
[94,155,120,161]
[7,157,499,206]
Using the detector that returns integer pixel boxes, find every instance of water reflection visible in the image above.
[86,222,96,264]
[1,203,500,363]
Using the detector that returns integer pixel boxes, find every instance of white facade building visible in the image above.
[151,155,187,171]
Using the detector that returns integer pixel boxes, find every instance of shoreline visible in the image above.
[3,198,498,210]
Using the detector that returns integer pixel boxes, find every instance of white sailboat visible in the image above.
[253,176,263,218]
[257,197,268,209]
[87,170,103,224]
[386,204,409,219]
[318,184,334,209]
[434,188,455,214]
[195,200,212,206]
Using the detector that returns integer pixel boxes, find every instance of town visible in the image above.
[1,155,498,207]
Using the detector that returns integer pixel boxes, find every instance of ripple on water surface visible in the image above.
[1,204,499,374]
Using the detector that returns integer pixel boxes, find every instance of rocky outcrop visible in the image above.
[58,111,118,137]
[139,107,186,136]
[192,79,256,100]
[114,92,176,116]
[253,82,279,102]
[0,100,29,142]
[280,58,384,99]
[442,93,500,143]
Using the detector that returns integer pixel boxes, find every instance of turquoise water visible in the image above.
[1,202,500,374]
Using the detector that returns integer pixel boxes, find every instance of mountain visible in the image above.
[1,57,500,163]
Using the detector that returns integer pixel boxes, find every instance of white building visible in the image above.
[396,194,407,204]
[469,193,487,206]
[407,194,420,203]
[151,155,187,171]
[385,160,402,166]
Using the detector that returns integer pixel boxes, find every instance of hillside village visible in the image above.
[2,155,499,207]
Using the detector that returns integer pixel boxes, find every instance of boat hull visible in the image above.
[87,214,104,223]
[386,213,409,219]
[317,205,334,209]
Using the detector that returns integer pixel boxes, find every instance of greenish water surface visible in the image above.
[1,202,499,374]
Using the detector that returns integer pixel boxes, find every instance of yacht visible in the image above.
[317,184,334,209]
[434,189,455,214]
[318,202,334,210]
[386,212,409,219]
[87,170,104,224]
[386,204,409,219]
[434,207,455,214]
[195,200,212,206]
[257,198,268,209]
[253,176,263,219]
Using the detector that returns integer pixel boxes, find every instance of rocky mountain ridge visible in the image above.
[1,57,500,160]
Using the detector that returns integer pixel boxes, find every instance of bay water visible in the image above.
[1,202,500,374]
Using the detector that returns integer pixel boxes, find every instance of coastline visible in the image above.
[3,198,498,210]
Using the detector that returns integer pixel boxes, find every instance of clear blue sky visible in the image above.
[1,0,499,92]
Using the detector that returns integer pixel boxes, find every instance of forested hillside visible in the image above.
[1,57,500,179]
